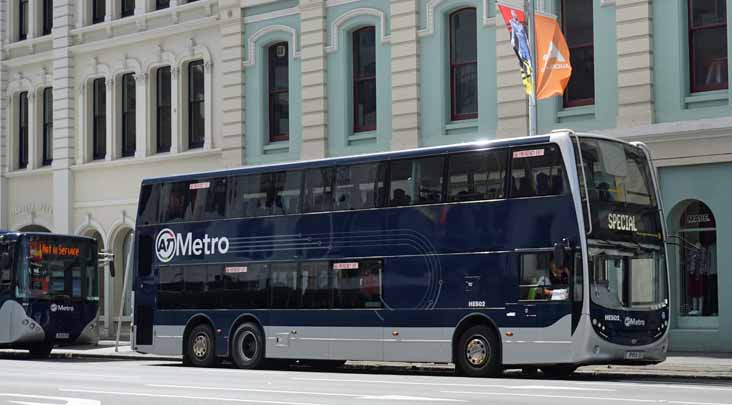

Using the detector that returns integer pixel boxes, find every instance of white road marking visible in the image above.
[291,377,615,391]
[356,395,465,402]
[148,384,359,397]
[441,390,659,403]
[667,402,732,405]
[0,394,100,405]
[59,388,322,405]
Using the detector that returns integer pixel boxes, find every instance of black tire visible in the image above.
[230,323,265,369]
[541,365,577,379]
[455,325,501,378]
[28,343,53,358]
[185,324,217,368]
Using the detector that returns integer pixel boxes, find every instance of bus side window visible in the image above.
[272,171,302,215]
[333,260,382,309]
[510,144,568,198]
[334,163,385,211]
[228,173,272,218]
[447,149,508,202]
[304,167,336,213]
[201,178,228,220]
[138,184,161,225]
[389,157,444,207]
[158,266,184,309]
[300,261,330,309]
[519,252,569,301]
[271,262,299,309]
[0,268,11,295]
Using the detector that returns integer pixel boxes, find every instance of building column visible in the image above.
[218,0,246,167]
[0,0,9,228]
[300,0,328,160]
[616,0,654,127]
[495,16,528,138]
[52,1,76,234]
[390,0,420,150]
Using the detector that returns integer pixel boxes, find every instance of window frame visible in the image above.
[42,0,53,36]
[446,148,509,202]
[518,251,571,303]
[268,42,290,143]
[156,66,172,154]
[92,0,106,24]
[92,78,106,161]
[688,0,728,93]
[121,73,136,158]
[449,7,479,122]
[18,0,28,41]
[187,60,205,150]
[561,0,595,107]
[352,26,377,133]
[42,87,53,166]
[18,91,29,169]
[509,143,569,199]
[121,0,135,18]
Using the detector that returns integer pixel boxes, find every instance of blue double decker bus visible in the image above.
[0,232,100,355]
[132,131,669,377]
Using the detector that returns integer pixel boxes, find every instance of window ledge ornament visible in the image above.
[242,25,301,68]
[325,8,390,54]
[419,0,493,38]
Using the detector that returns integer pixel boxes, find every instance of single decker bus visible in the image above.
[0,232,101,355]
[132,130,669,377]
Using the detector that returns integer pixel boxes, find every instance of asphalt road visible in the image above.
[0,355,730,405]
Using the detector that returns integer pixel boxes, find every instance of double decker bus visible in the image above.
[0,232,101,355]
[132,130,669,377]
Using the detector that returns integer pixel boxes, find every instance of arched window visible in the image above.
[268,42,289,142]
[353,27,376,133]
[187,60,205,149]
[678,201,718,317]
[450,8,478,121]
[92,78,107,160]
[156,67,172,153]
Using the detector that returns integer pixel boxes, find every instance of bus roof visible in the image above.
[141,131,631,185]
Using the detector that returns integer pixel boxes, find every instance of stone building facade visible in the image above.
[0,0,730,351]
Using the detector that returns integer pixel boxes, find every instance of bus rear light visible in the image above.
[505,331,514,337]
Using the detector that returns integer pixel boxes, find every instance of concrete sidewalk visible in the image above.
[4,340,731,380]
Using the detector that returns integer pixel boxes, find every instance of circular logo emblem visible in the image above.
[50,303,58,312]
[155,228,177,263]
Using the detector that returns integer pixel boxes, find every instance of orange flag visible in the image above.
[534,14,572,100]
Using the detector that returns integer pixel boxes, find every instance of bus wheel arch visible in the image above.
[182,314,216,367]
[452,314,502,377]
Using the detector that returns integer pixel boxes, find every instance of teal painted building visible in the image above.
[233,0,731,352]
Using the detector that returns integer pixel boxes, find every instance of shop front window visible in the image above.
[678,201,718,317]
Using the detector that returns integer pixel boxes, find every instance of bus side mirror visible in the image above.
[554,242,567,268]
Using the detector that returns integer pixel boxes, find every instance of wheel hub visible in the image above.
[241,331,257,360]
[465,336,489,366]
[192,333,209,359]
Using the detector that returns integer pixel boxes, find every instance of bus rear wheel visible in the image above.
[186,324,217,368]
[455,325,501,378]
[231,323,265,369]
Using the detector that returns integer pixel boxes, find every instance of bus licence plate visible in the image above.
[624,351,645,360]
[55,333,70,339]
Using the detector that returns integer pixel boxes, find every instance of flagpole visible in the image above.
[525,0,538,136]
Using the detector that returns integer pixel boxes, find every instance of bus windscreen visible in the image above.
[22,236,99,301]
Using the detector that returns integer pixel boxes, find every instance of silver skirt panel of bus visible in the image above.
[0,300,45,345]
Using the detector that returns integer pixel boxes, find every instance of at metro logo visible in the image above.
[155,228,230,263]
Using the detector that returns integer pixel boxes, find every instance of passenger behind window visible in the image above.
[391,188,411,206]
[536,258,569,300]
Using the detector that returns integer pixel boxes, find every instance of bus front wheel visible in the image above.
[455,325,501,378]
[231,323,265,369]
[185,324,217,368]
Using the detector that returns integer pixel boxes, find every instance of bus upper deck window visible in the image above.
[511,144,567,198]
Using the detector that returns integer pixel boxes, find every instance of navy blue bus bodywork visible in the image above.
[133,133,669,373]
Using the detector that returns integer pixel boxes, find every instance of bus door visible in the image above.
[133,233,155,348]
[506,249,574,364]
